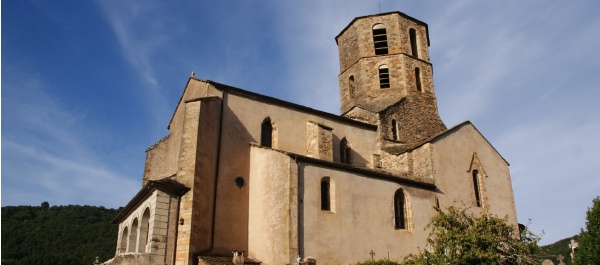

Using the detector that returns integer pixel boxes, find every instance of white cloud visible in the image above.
[271,1,376,114]
[2,72,138,208]
[96,1,172,128]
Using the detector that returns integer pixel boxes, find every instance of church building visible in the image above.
[106,11,518,265]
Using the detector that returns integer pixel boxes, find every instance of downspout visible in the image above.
[210,88,227,250]
[295,157,304,259]
[171,195,182,265]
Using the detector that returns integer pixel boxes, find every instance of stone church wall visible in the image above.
[299,163,436,264]
[379,96,446,148]
[306,121,334,161]
[412,143,434,181]
[380,151,410,175]
[210,88,379,253]
[431,123,518,227]
[112,190,176,265]
[143,80,224,185]
[248,146,298,265]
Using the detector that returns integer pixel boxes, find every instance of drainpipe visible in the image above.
[210,87,226,250]
[295,157,304,260]
[172,195,182,265]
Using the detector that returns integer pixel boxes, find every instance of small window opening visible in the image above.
[379,65,390,89]
[373,24,389,55]
[409,28,419,58]
[340,138,351,164]
[234,176,246,189]
[349,75,355,99]
[321,178,331,211]
[473,170,482,207]
[394,189,406,229]
[261,118,273,148]
[415,68,422,92]
[391,120,398,140]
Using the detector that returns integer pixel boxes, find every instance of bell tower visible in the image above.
[336,12,446,149]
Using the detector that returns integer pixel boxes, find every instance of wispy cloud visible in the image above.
[272,1,376,114]
[2,71,138,208]
[96,1,173,127]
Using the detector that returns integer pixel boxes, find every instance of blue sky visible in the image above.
[2,0,599,245]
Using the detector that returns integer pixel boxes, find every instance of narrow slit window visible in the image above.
[415,67,422,92]
[379,65,390,89]
[321,178,331,211]
[261,118,273,148]
[349,75,355,99]
[394,189,406,229]
[340,138,351,164]
[409,28,418,58]
[372,24,389,55]
[392,120,398,140]
[473,170,482,207]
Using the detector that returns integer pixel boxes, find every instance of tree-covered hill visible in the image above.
[537,235,579,265]
[2,203,120,265]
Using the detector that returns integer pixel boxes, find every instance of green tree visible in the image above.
[574,196,600,265]
[1,204,119,265]
[401,206,540,265]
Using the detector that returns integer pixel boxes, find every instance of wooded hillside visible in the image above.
[2,203,119,265]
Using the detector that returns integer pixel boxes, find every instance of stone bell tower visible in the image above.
[336,12,446,150]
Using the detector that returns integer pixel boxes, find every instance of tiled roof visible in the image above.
[250,143,436,190]
[111,179,189,224]
[168,77,378,131]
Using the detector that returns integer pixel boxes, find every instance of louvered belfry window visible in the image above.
[373,24,389,55]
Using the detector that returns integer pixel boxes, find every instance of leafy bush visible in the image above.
[401,206,541,265]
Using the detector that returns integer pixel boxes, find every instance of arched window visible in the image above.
[409,28,418,58]
[372,24,388,55]
[391,120,398,140]
[349,75,355,99]
[394,189,407,229]
[340,138,351,164]
[261,118,273,148]
[321,178,331,211]
[120,226,128,253]
[415,67,422,92]
[379,65,390,89]
[473,170,482,207]
[128,218,139,252]
[138,208,150,252]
